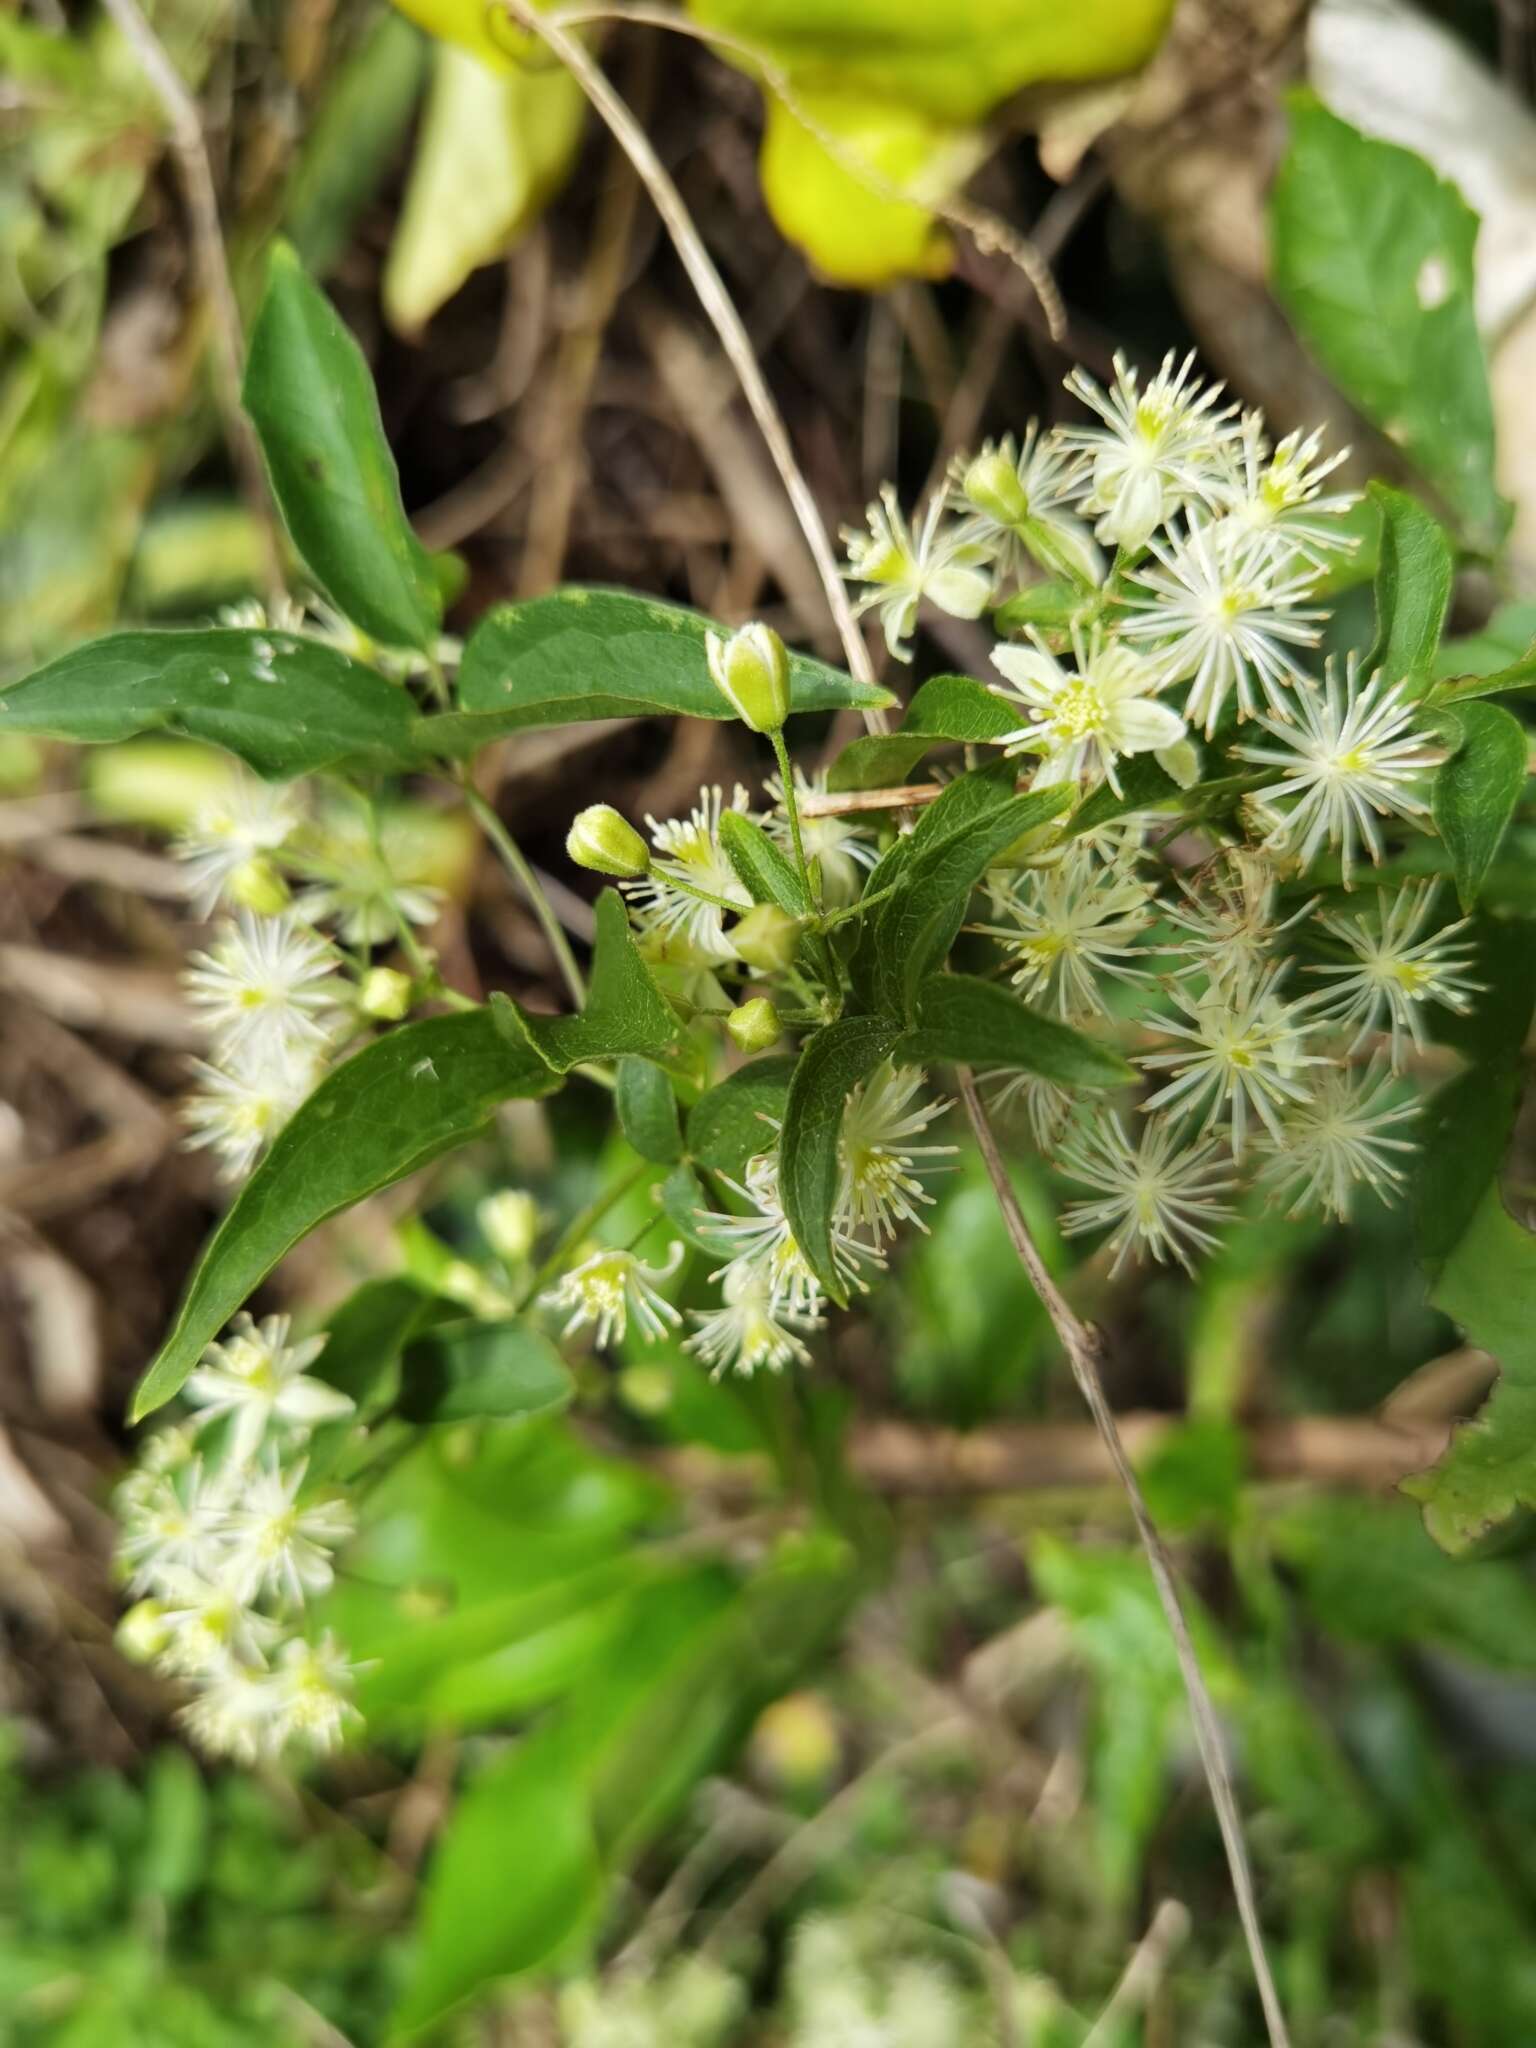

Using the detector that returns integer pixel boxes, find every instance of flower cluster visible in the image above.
[115,1313,360,1763]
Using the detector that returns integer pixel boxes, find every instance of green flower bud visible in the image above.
[116,1599,170,1665]
[226,855,290,916]
[479,1188,540,1263]
[359,965,414,1021]
[727,997,782,1053]
[730,903,801,974]
[705,622,791,734]
[962,448,1030,528]
[566,804,651,878]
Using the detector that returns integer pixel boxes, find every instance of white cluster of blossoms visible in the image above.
[115,1313,360,1763]
[174,743,441,1180]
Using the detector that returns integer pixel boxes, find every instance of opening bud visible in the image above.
[359,965,414,1021]
[116,1599,170,1665]
[226,856,290,916]
[962,448,1030,529]
[567,804,650,878]
[730,903,801,975]
[727,996,782,1053]
[705,622,791,734]
[479,1188,540,1263]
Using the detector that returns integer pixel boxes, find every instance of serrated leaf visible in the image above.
[131,1012,556,1420]
[1404,1184,1536,1553]
[398,1319,574,1423]
[615,1057,683,1165]
[779,1015,903,1304]
[1366,484,1453,696]
[718,809,810,915]
[419,588,894,754]
[895,972,1135,1088]
[0,629,418,778]
[872,783,1073,1019]
[685,1056,795,1177]
[827,673,1018,793]
[1432,700,1528,909]
[1270,94,1505,550]
[491,890,678,1074]
[244,241,441,649]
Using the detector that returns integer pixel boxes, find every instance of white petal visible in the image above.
[1114,700,1188,754]
[991,643,1067,700]
[925,565,992,620]
[273,1380,355,1429]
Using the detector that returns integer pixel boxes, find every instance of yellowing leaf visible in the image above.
[384,42,585,332]
[387,0,532,73]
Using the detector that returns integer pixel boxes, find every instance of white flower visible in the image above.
[183,912,345,1063]
[1122,520,1324,735]
[947,428,1104,587]
[1217,413,1359,570]
[838,1063,955,1242]
[1163,847,1312,993]
[1304,883,1481,1068]
[1257,1065,1419,1220]
[179,1663,283,1764]
[1140,965,1331,1157]
[1062,350,1240,549]
[699,1153,884,1319]
[976,845,1153,1020]
[684,1264,822,1376]
[174,775,302,914]
[296,805,443,945]
[1058,1113,1237,1274]
[154,1570,282,1678]
[115,1456,232,1594]
[984,1069,1077,1151]
[268,1632,361,1755]
[842,485,993,660]
[622,784,753,963]
[224,1460,353,1606]
[182,1312,353,1464]
[764,765,877,907]
[541,1243,683,1348]
[990,626,1187,794]
[181,1042,326,1181]
[1236,659,1438,883]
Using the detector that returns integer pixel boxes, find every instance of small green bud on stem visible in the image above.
[567,804,651,878]
[359,965,414,1020]
[479,1188,540,1263]
[962,448,1030,528]
[706,622,791,734]
[731,904,802,974]
[727,996,782,1053]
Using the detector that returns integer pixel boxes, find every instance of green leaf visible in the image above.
[1270,94,1505,550]
[1366,485,1453,696]
[420,588,894,753]
[1403,1185,1536,1553]
[827,673,1017,793]
[1067,753,1183,836]
[130,1012,556,1421]
[1415,1062,1524,1278]
[491,890,677,1075]
[398,1319,574,1423]
[615,1057,684,1165]
[1433,599,1536,694]
[685,1056,796,1176]
[1432,701,1529,910]
[872,782,1074,1019]
[718,808,810,915]
[243,240,441,649]
[895,972,1135,1088]
[0,629,418,778]
[992,578,1091,634]
[779,1015,903,1304]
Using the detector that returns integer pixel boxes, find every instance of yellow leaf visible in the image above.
[383,41,585,333]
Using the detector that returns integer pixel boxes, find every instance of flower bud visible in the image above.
[751,1690,841,1789]
[441,1258,512,1317]
[359,965,413,1021]
[730,903,801,975]
[226,856,290,915]
[566,805,650,878]
[705,622,791,734]
[962,448,1030,528]
[479,1188,540,1263]
[728,997,782,1053]
[116,1599,170,1665]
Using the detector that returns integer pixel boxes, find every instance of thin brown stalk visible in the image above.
[97,0,283,603]
[956,1068,1292,2048]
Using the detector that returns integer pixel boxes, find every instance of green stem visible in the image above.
[770,730,817,909]
[461,781,587,1011]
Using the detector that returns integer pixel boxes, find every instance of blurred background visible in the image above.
[5,0,1536,2040]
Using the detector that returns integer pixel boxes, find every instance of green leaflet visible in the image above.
[1366,485,1453,697]
[1432,701,1529,910]
[490,890,678,1074]
[130,1012,556,1420]
[685,1056,796,1177]
[718,809,811,915]
[0,629,419,778]
[826,673,1018,793]
[397,1319,575,1424]
[614,1057,684,1165]
[420,587,894,753]
[895,972,1135,1088]
[779,1015,904,1304]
